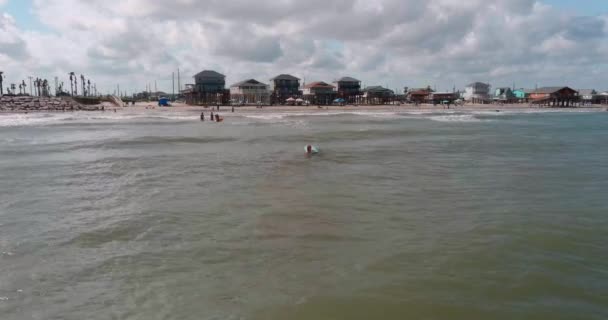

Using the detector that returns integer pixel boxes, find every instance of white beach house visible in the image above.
[464,82,491,104]
[229,79,270,105]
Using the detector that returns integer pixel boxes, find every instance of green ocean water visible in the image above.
[0,109,607,319]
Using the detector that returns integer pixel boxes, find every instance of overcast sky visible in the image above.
[1,0,607,94]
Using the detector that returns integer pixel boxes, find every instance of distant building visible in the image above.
[599,91,608,104]
[334,77,362,104]
[513,88,533,102]
[230,79,270,105]
[406,87,433,104]
[134,91,167,101]
[362,86,394,105]
[578,89,600,105]
[530,87,579,107]
[464,82,491,104]
[269,74,301,104]
[429,92,459,105]
[302,81,337,105]
[493,87,516,103]
[191,70,229,105]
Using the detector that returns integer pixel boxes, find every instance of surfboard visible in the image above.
[305,146,320,154]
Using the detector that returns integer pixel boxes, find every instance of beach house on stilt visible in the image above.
[230,79,271,106]
[334,77,362,104]
[530,87,579,107]
[269,74,301,105]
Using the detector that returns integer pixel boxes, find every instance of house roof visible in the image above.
[270,74,300,81]
[230,79,266,87]
[304,81,335,89]
[578,89,596,95]
[467,82,490,88]
[194,70,225,78]
[409,90,431,95]
[336,76,360,83]
[408,87,433,93]
[364,86,394,93]
[533,87,577,94]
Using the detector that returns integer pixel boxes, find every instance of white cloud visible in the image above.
[0,0,607,94]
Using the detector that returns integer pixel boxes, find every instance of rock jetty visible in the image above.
[0,96,102,112]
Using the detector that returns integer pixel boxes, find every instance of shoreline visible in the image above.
[125,102,608,114]
[1,102,606,115]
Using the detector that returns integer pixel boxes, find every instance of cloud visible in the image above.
[0,0,606,93]
[0,13,29,59]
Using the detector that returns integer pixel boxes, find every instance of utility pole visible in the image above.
[177,68,181,93]
[172,72,175,100]
[117,84,120,97]
[154,80,157,93]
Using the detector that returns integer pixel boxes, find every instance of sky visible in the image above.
[1,0,608,95]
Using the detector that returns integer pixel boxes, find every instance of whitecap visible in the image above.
[429,114,486,123]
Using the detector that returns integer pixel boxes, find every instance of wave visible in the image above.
[0,111,198,127]
[2,107,601,128]
[428,114,487,123]
[239,111,405,121]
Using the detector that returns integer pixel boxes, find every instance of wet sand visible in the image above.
[130,101,606,114]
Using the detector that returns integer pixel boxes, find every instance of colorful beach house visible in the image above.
[269,74,301,105]
[229,79,270,105]
[463,82,491,104]
[406,87,433,104]
[493,87,516,103]
[513,88,533,102]
[334,77,362,104]
[302,81,337,105]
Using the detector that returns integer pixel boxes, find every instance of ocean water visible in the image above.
[1,109,607,319]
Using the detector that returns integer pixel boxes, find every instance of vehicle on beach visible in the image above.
[158,97,171,107]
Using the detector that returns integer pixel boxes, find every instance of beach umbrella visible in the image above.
[286,97,296,102]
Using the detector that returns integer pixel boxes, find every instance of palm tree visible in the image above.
[74,76,78,96]
[0,71,4,96]
[18,83,23,95]
[80,75,85,96]
[10,83,16,95]
[87,79,91,97]
[69,72,75,96]
[42,79,48,96]
[22,80,27,96]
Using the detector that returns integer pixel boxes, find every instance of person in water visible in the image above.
[200,112,205,121]
[210,111,214,121]
[215,114,221,122]
[306,145,313,154]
